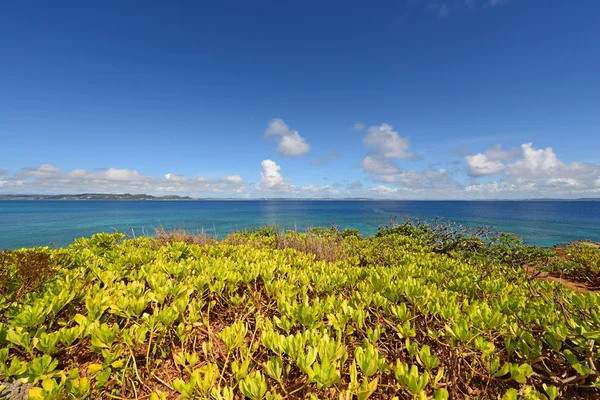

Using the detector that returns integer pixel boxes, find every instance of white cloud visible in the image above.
[90,168,147,182]
[363,123,416,160]
[265,119,310,156]
[301,184,339,195]
[484,144,521,161]
[2,140,599,200]
[260,159,284,187]
[360,156,401,175]
[165,173,185,182]
[368,185,399,194]
[466,153,505,176]
[506,143,559,175]
[372,168,460,191]
[466,144,520,177]
[547,178,581,187]
[15,164,61,179]
[397,169,457,189]
[466,182,500,193]
[68,169,87,179]
[223,175,243,184]
[464,142,600,197]
[0,164,246,197]
[360,123,420,184]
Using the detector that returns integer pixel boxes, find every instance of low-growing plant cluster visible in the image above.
[546,245,600,288]
[222,226,360,262]
[1,229,600,399]
[0,248,61,301]
[376,217,555,270]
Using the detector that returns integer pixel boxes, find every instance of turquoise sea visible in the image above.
[1,200,599,250]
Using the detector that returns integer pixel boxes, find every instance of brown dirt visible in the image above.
[524,265,593,294]
[522,247,600,294]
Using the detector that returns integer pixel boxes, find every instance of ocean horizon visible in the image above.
[1,199,599,250]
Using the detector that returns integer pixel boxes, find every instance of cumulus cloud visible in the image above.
[165,173,185,182]
[466,144,520,177]
[368,185,399,194]
[0,164,246,196]
[360,156,401,175]
[466,182,500,193]
[2,140,598,200]
[89,168,147,182]
[466,154,505,176]
[301,184,339,195]
[265,119,310,156]
[547,178,580,187]
[357,123,466,194]
[15,164,61,179]
[359,123,420,184]
[397,169,457,189]
[223,175,243,184]
[465,142,600,197]
[363,123,416,160]
[484,144,521,161]
[310,152,341,166]
[505,143,559,176]
[259,159,284,187]
[373,168,460,191]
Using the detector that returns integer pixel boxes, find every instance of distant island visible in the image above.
[0,193,194,200]
[0,194,599,201]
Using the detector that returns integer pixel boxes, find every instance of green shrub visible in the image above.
[568,245,600,271]
[0,248,57,299]
[3,224,597,399]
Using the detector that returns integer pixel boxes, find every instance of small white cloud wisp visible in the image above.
[265,119,310,156]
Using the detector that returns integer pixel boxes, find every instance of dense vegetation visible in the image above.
[1,223,600,399]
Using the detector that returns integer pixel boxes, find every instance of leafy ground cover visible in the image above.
[543,245,600,290]
[1,224,600,399]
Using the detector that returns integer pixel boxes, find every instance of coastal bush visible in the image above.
[376,217,555,269]
[546,245,600,286]
[273,231,353,262]
[221,225,357,261]
[222,229,277,248]
[1,231,599,399]
[154,227,217,246]
[0,248,58,301]
[568,245,600,271]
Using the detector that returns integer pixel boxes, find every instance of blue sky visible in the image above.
[1,0,599,198]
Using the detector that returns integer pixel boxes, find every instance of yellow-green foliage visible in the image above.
[0,231,599,399]
[567,245,600,271]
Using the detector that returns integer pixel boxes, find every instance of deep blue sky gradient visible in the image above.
[1,1,599,197]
